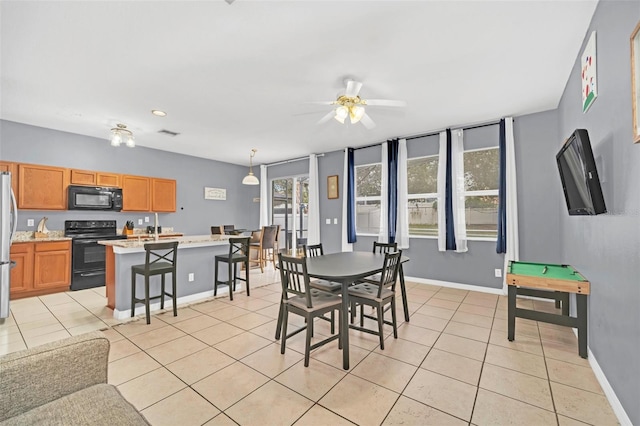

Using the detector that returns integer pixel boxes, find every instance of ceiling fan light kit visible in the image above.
[242,148,259,185]
[110,123,135,148]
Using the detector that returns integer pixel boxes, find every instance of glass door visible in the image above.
[271,176,309,250]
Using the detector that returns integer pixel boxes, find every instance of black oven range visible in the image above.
[64,220,127,291]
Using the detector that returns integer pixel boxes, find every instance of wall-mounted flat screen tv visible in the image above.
[556,129,606,215]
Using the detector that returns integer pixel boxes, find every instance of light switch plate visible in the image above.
[333,218,338,224]
[27,219,34,227]
[144,217,150,223]
[495,269,502,278]
[325,218,331,225]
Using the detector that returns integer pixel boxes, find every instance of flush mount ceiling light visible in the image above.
[151,109,167,117]
[242,148,259,185]
[110,123,135,148]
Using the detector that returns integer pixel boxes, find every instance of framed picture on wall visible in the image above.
[327,175,339,199]
[631,21,640,143]
[581,31,598,113]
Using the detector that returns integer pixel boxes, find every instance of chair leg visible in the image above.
[280,306,289,354]
[330,311,335,334]
[245,259,250,296]
[233,262,238,292]
[144,275,151,325]
[390,298,398,339]
[271,248,276,269]
[130,270,136,317]
[337,308,342,350]
[360,304,364,327]
[377,305,385,350]
[304,315,312,367]
[228,261,234,301]
[275,301,283,340]
[259,249,264,273]
[160,274,165,310]
[214,259,219,296]
[172,272,177,317]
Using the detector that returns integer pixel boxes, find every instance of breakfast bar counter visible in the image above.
[100,235,232,319]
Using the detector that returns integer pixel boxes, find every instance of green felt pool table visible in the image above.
[506,261,589,358]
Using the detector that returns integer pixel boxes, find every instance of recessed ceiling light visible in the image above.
[151,110,167,117]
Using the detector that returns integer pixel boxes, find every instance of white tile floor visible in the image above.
[0,266,619,425]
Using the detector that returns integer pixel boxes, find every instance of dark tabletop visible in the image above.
[305,251,408,282]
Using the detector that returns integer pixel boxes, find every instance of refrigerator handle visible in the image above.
[10,188,17,244]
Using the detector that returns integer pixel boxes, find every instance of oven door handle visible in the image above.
[79,271,105,277]
[73,240,100,244]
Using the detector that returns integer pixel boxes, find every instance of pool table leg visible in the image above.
[508,285,516,341]
[560,292,570,316]
[577,294,588,358]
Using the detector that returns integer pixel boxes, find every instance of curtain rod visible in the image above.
[265,153,324,167]
[354,119,503,151]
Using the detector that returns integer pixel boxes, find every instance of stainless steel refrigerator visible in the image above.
[1,172,18,320]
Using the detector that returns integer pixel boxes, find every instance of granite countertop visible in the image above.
[12,230,72,242]
[100,234,231,250]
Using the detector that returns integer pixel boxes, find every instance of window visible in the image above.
[271,176,309,249]
[407,155,439,237]
[463,147,499,238]
[355,163,381,235]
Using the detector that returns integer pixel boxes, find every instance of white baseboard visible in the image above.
[404,276,505,296]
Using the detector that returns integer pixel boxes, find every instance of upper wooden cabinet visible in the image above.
[0,161,19,195]
[152,178,176,212]
[18,164,69,210]
[122,175,150,211]
[70,169,121,187]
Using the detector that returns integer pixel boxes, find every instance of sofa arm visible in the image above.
[0,331,110,422]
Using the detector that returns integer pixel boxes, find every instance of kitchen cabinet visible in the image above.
[0,161,19,195]
[71,170,121,187]
[10,240,70,299]
[151,178,176,212]
[18,164,69,210]
[122,175,150,211]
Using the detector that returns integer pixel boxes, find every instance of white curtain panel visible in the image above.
[259,164,269,227]
[503,117,520,290]
[378,142,389,243]
[341,148,353,252]
[307,154,320,245]
[437,132,447,252]
[396,139,410,249]
[451,128,468,253]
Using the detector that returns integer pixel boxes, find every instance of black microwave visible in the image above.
[68,185,123,211]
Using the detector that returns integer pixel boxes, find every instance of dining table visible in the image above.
[304,251,410,370]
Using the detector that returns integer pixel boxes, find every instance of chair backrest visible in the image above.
[278,253,313,308]
[261,225,279,249]
[250,229,262,243]
[373,241,398,254]
[376,250,402,297]
[223,225,235,234]
[143,241,179,273]
[211,226,224,235]
[303,243,324,257]
[228,237,250,257]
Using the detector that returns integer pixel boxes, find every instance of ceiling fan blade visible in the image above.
[365,99,407,107]
[317,110,335,125]
[345,80,363,97]
[360,112,376,129]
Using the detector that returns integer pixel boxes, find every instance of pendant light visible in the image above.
[242,149,259,185]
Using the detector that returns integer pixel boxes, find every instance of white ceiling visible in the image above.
[0,0,598,166]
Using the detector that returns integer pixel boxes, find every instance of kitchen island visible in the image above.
[100,235,233,320]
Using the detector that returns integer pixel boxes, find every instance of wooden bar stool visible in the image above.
[214,237,250,301]
[131,241,179,324]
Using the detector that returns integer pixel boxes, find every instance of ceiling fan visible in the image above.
[314,79,406,129]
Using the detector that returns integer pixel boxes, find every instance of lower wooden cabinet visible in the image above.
[10,240,71,299]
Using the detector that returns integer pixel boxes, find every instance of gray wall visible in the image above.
[556,1,640,422]
[0,120,260,234]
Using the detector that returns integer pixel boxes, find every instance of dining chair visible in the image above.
[348,250,402,350]
[223,224,235,234]
[277,253,342,367]
[211,225,224,235]
[249,225,279,272]
[214,237,250,301]
[302,243,341,334]
[130,241,179,324]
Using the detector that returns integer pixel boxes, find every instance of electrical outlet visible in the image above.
[144,217,150,223]
[325,218,331,225]
[138,219,143,225]
[495,269,502,278]
[188,273,195,282]
[27,219,34,227]
[333,218,338,224]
